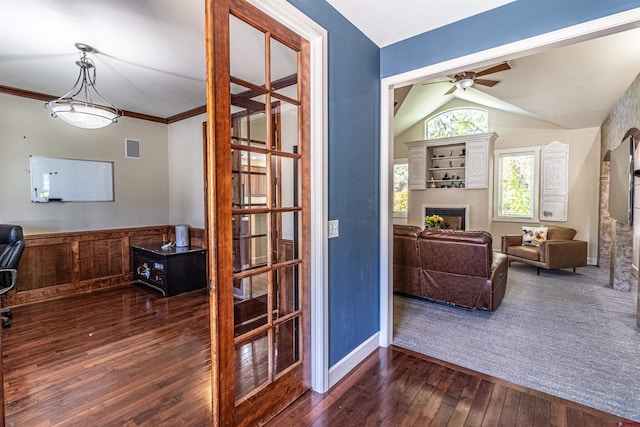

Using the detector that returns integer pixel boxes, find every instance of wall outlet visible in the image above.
[328,220,339,238]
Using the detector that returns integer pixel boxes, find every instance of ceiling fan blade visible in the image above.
[421,79,450,86]
[474,79,500,87]
[475,62,510,77]
[444,85,457,95]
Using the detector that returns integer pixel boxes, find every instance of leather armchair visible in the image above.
[0,224,25,328]
[501,225,587,275]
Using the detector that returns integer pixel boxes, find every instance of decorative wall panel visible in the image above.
[408,145,426,190]
[18,242,72,290]
[4,226,205,306]
[540,141,568,222]
[79,238,123,281]
[465,140,490,189]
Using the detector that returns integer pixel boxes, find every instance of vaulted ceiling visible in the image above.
[393,27,640,136]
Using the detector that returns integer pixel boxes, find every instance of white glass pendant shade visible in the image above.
[45,43,121,129]
[45,99,119,129]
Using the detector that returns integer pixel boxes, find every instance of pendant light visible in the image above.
[45,43,121,129]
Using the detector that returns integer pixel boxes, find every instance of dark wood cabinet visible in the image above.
[131,243,206,297]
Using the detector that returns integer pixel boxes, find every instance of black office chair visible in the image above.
[0,224,25,328]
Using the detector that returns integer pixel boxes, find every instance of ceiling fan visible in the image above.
[424,62,511,95]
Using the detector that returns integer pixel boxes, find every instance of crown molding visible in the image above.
[0,85,205,124]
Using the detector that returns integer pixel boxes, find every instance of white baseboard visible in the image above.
[328,332,379,389]
[588,257,597,266]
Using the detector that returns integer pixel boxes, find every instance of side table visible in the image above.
[131,243,207,297]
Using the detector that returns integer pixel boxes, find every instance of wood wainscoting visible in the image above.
[3,225,206,307]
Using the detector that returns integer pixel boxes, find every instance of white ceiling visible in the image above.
[326,0,516,47]
[0,0,207,119]
[1,1,639,132]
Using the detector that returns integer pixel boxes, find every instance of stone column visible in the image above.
[599,160,612,269]
[612,221,634,291]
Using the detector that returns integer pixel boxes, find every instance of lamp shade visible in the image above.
[45,99,120,129]
[455,78,474,91]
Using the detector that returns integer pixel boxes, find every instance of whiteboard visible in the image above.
[30,156,114,202]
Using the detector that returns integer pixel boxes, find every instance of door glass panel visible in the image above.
[234,271,269,337]
[273,211,298,263]
[273,317,299,376]
[232,150,268,208]
[227,6,306,410]
[271,155,298,208]
[273,265,298,316]
[232,214,268,272]
[231,111,268,148]
[232,94,268,143]
[234,332,269,401]
[270,37,298,101]
[231,84,268,148]
[230,15,265,87]
[272,99,299,154]
[231,82,249,95]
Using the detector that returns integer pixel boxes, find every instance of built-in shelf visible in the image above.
[407,132,497,190]
[430,155,465,160]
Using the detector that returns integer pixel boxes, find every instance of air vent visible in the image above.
[125,138,140,158]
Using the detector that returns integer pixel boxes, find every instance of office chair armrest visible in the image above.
[0,268,17,295]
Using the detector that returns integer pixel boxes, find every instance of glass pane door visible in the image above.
[229,12,304,404]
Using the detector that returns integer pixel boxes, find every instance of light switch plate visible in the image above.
[328,220,339,238]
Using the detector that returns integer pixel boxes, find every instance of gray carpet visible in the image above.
[392,263,640,421]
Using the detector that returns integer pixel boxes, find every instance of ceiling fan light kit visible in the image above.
[443,62,511,95]
[45,43,121,129]
[455,77,474,91]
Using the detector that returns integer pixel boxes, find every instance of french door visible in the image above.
[207,0,311,425]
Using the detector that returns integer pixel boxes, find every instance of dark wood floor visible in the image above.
[2,284,212,426]
[268,347,631,427]
[1,285,632,426]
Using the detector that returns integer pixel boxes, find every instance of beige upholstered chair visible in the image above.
[501,225,587,275]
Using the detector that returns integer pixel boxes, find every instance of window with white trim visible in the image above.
[493,147,540,222]
[393,159,408,217]
[425,108,488,140]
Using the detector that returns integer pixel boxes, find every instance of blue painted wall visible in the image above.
[287,0,640,368]
[381,0,640,77]
[287,1,381,365]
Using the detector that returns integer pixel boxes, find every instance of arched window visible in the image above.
[425,108,488,139]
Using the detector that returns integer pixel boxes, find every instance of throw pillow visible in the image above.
[522,226,535,246]
[532,226,548,247]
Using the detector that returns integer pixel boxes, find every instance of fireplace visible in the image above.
[423,204,469,230]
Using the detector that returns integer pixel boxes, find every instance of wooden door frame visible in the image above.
[205,0,329,424]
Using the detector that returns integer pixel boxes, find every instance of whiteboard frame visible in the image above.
[29,155,115,203]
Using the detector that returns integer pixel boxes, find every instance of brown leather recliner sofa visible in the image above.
[501,225,587,275]
[393,225,508,312]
